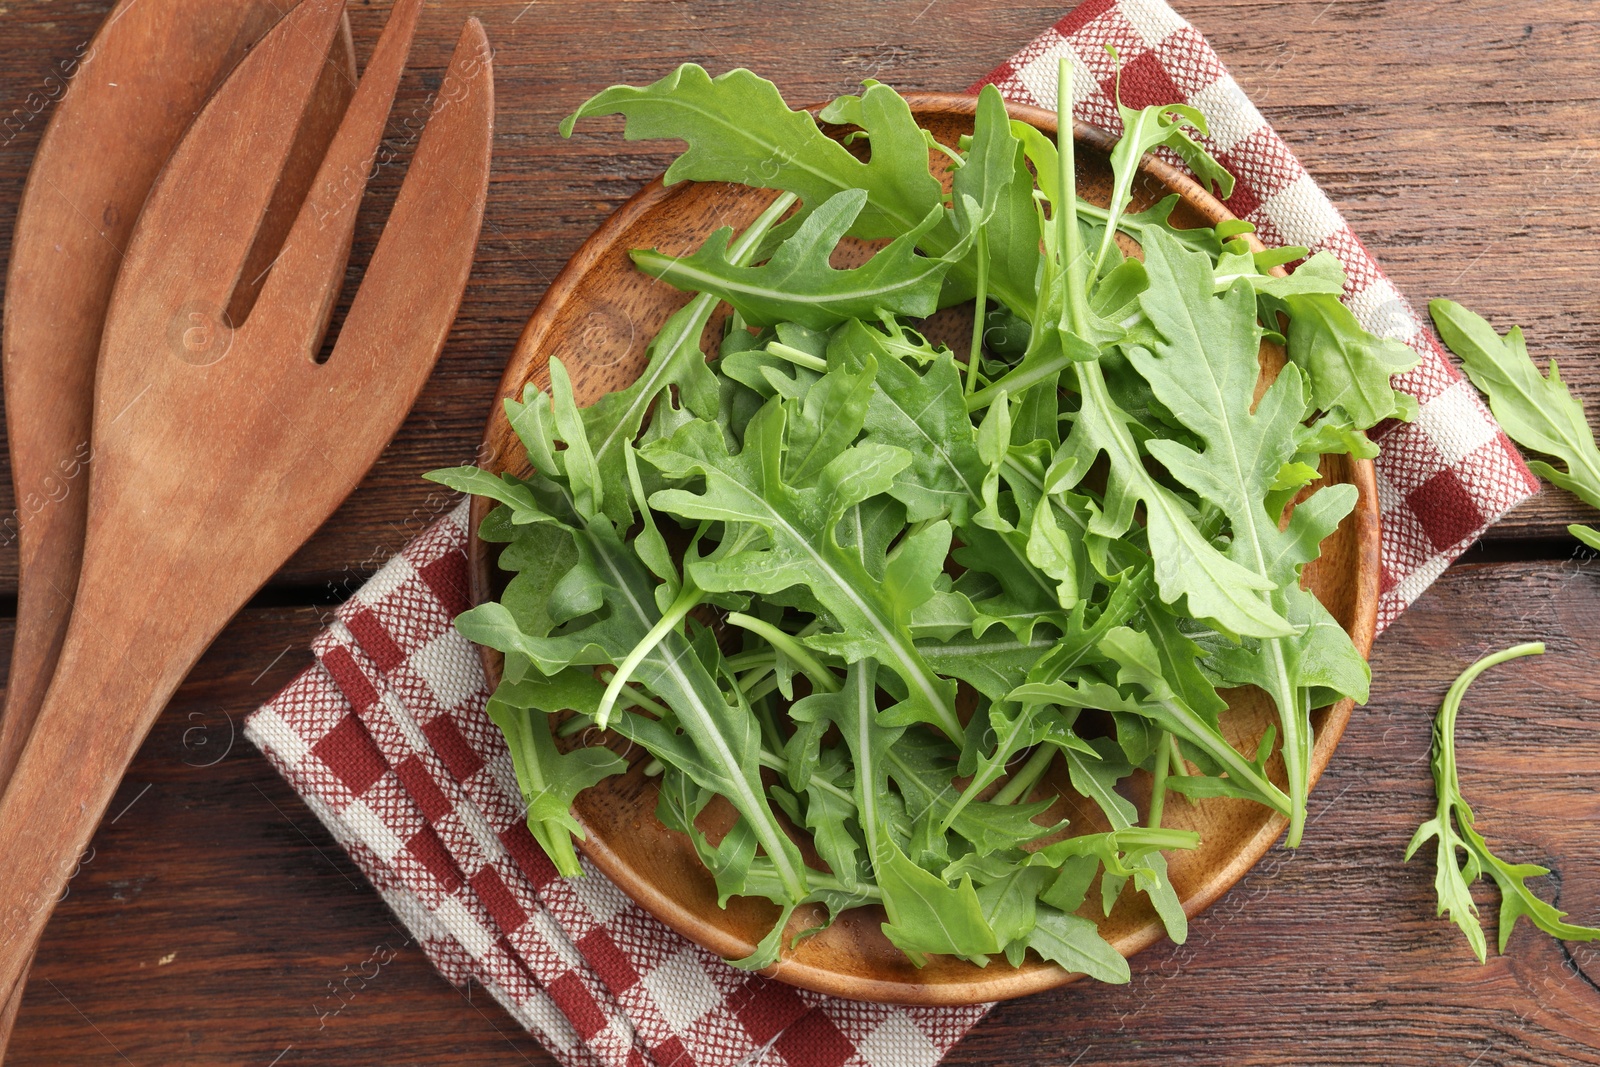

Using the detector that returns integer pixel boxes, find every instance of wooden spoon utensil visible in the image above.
[0,0,493,1042]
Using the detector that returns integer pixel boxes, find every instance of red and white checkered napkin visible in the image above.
[246,3,1540,1064]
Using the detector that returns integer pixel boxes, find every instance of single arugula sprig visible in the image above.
[561,65,1004,302]
[1431,299,1600,549]
[1406,642,1600,961]
[634,188,974,330]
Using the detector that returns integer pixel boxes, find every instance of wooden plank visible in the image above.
[0,0,1592,600]
[5,0,1600,1063]
[9,559,1600,1064]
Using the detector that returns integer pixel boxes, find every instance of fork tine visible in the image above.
[107,0,346,341]
[242,0,424,358]
[323,18,493,377]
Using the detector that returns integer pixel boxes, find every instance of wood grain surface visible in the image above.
[1,0,1597,1063]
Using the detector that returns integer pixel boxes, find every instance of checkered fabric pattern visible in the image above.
[246,3,1542,1063]
[976,0,1539,630]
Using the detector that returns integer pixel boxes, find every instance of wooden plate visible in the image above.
[468,93,1381,1005]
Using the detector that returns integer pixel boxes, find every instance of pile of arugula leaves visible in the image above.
[429,58,1414,978]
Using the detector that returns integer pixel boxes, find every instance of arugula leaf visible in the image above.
[1064,742,1187,944]
[425,465,552,521]
[1406,642,1600,960]
[974,866,1050,953]
[1214,248,1343,300]
[579,191,796,523]
[828,319,987,525]
[1026,905,1131,984]
[1012,625,1289,817]
[934,700,1083,843]
[1091,82,1230,279]
[564,64,944,244]
[1054,299,1293,639]
[884,732,1056,859]
[795,661,1001,963]
[1282,288,1418,429]
[487,675,628,877]
[1073,194,1225,263]
[633,189,956,330]
[505,521,809,902]
[1431,300,1600,548]
[875,841,1000,965]
[1129,229,1368,845]
[945,84,1041,313]
[920,627,1060,704]
[796,748,867,891]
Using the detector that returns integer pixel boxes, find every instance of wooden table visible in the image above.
[2,0,1598,1063]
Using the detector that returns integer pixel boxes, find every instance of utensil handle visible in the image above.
[0,501,84,792]
[0,533,79,1053]
[0,956,26,1052]
[0,578,207,1022]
